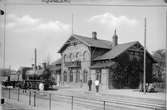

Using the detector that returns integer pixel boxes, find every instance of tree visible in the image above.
[152,49,166,82]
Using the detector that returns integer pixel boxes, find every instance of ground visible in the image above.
[1,87,166,110]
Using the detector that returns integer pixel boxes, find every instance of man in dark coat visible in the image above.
[88,77,92,91]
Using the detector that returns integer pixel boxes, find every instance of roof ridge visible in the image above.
[73,34,112,43]
[118,41,138,45]
[93,41,138,61]
[58,34,113,53]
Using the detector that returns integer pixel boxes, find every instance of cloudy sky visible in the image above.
[0,0,166,69]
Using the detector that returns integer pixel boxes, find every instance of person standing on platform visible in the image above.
[95,79,99,93]
[80,79,83,88]
[88,78,92,91]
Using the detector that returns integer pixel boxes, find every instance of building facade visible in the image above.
[49,58,62,85]
[56,31,155,90]
[60,37,91,87]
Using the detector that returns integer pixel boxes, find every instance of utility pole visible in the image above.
[33,48,37,80]
[72,13,74,34]
[165,9,167,107]
[0,8,5,105]
[34,48,37,70]
[143,17,147,94]
[3,6,6,68]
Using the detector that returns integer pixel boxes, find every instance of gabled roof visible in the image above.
[58,34,112,53]
[94,41,156,63]
[48,58,62,71]
[94,41,137,61]
[51,58,62,65]
[91,61,116,69]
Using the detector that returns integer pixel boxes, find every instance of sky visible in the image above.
[0,0,166,69]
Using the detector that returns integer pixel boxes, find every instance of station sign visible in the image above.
[65,61,81,67]
[41,0,71,4]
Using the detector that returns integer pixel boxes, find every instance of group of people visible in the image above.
[87,78,100,93]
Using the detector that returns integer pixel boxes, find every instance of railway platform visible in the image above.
[49,87,166,109]
[1,87,166,110]
[52,86,165,101]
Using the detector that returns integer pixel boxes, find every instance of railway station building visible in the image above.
[54,30,155,90]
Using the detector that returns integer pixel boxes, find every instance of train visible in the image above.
[2,63,57,90]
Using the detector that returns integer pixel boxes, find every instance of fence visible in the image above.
[1,87,165,110]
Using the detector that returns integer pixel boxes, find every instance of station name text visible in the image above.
[41,0,70,3]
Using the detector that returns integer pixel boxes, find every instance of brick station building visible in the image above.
[53,30,155,90]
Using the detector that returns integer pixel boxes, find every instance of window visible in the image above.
[83,70,88,83]
[64,54,67,62]
[76,52,80,61]
[83,51,89,61]
[69,53,72,62]
[63,71,67,82]
[72,53,76,61]
[76,70,80,82]
[69,70,73,82]
[83,51,86,61]
[64,54,69,62]
[70,53,75,61]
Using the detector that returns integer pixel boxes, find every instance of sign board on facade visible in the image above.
[64,61,81,67]
[41,0,71,4]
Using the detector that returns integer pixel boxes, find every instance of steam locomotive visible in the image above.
[2,63,56,90]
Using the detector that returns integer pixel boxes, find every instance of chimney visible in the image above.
[32,64,34,68]
[112,29,118,47]
[42,62,47,69]
[32,64,36,70]
[92,32,97,40]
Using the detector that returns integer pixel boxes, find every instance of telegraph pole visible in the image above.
[165,9,167,107]
[72,13,74,34]
[0,9,4,68]
[3,6,6,68]
[34,48,37,70]
[0,8,5,105]
[33,48,37,80]
[143,17,147,94]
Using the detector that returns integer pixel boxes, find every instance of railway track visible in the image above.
[2,87,166,110]
[51,89,165,110]
[49,92,165,110]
